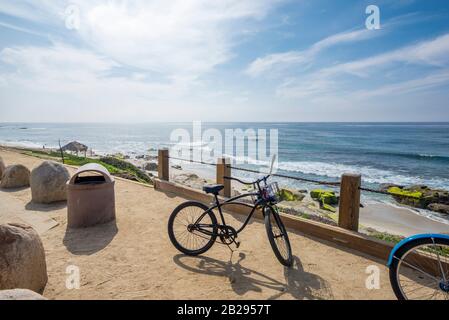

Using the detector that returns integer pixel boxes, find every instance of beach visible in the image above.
[0,148,397,300]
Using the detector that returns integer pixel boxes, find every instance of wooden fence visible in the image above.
[155,148,394,261]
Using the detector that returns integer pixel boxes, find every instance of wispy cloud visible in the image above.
[351,69,449,99]
[276,32,449,100]
[245,28,377,77]
[1,0,280,80]
[320,33,449,77]
[0,20,47,37]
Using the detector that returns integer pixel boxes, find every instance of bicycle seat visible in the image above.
[203,184,224,195]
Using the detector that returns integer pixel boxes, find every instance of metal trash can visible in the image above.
[67,163,116,228]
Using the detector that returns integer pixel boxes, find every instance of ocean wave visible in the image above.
[277,160,449,189]
[206,154,449,189]
[0,140,53,149]
[365,150,449,162]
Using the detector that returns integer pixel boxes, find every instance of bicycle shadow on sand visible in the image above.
[173,253,334,300]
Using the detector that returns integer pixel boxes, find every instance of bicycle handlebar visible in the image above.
[224,175,270,186]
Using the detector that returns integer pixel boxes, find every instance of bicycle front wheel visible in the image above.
[264,206,293,267]
[168,201,218,256]
[389,237,449,300]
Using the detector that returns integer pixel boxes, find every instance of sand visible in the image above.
[0,148,397,300]
[360,203,449,236]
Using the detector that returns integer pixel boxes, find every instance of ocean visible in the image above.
[1,122,449,222]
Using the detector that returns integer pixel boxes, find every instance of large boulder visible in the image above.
[0,156,5,179]
[0,223,47,293]
[0,289,47,300]
[0,164,30,189]
[30,161,70,204]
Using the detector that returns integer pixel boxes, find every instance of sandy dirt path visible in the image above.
[0,149,396,300]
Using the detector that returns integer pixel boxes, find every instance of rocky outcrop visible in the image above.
[144,162,158,171]
[310,189,338,212]
[172,173,208,190]
[0,165,30,189]
[30,161,70,204]
[310,189,338,205]
[387,185,449,214]
[279,188,305,202]
[0,223,47,293]
[0,289,47,300]
[0,156,5,179]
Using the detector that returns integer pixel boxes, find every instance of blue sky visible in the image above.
[0,0,449,122]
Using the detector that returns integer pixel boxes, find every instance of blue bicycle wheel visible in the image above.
[389,237,449,300]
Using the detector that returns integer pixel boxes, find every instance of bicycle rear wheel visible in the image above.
[389,237,449,300]
[168,201,218,256]
[264,206,293,267]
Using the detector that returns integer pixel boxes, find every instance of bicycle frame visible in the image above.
[193,189,275,237]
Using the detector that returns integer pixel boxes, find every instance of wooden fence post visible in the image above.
[338,173,361,232]
[158,149,169,181]
[216,157,231,198]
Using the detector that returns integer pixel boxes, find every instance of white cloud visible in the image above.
[245,28,377,77]
[351,70,449,99]
[0,0,58,23]
[276,32,449,100]
[1,0,279,80]
[321,33,449,77]
[275,77,336,99]
[0,21,48,37]
[0,1,283,121]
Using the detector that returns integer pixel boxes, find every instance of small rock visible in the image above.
[144,162,158,171]
[0,164,30,189]
[428,203,449,215]
[145,155,158,161]
[0,289,47,300]
[279,189,305,202]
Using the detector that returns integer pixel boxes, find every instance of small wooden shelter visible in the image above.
[61,141,88,157]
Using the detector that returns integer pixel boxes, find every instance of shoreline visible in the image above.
[1,143,448,238]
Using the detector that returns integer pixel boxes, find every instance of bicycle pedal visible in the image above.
[235,241,240,248]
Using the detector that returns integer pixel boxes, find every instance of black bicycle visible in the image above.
[168,157,293,267]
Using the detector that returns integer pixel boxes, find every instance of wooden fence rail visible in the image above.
[158,149,362,233]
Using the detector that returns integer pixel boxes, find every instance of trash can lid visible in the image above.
[69,163,114,184]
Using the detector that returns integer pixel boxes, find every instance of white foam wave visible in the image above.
[0,140,54,149]
[277,161,449,189]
